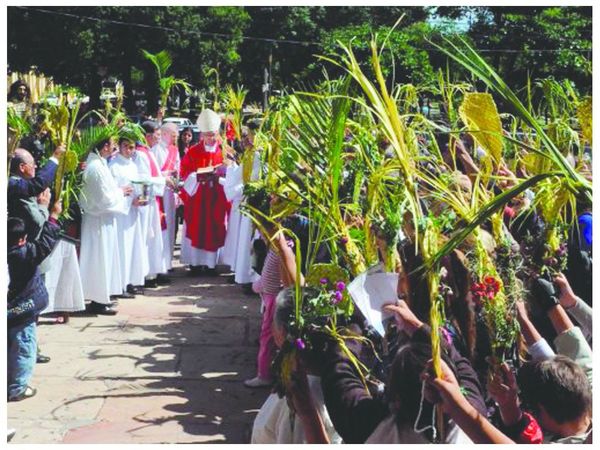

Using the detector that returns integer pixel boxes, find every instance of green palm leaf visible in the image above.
[141,49,172,79]
[428,172,563,268]
[431,36,591,200]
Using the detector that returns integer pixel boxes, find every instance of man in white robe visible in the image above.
[79,138,132,315]
[135,121,168,287]
[220,134,261,284]
[109,137,149,295]
[150,122,180,276]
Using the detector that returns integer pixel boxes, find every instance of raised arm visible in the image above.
[423,360,514,444]
[554,272,592,340]
[8,145,65,198]
[28,201,62,266]
[276,230,304,287]
[318,334,389,443]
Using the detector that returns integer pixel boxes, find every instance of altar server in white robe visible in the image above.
[220,129,261,284]
[151,122,180,274]
[135,121,168,287]
[79,137,132,315]
[109,137,149,294]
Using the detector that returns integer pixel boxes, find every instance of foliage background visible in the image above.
[8,6,591,113]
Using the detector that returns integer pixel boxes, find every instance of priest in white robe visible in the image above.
[79,137,132,315]
[109,137,150,294]
[220,143,261,284]
[150,122,180,275]
[136,121,168,287]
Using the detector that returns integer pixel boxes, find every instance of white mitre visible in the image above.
[197,109,221,133]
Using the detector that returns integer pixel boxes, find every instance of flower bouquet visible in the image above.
[272,263,374,399]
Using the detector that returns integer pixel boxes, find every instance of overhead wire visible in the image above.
[12,6,592,54]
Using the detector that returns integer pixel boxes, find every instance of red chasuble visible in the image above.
[180,142,230,251]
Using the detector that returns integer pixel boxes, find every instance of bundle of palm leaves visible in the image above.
[239,24,591,394]
[142,49,192,117]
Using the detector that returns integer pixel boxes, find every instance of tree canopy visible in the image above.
[8,5,591,113]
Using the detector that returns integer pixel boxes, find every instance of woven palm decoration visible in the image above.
[459,92,503,163]
[577,96,592,146]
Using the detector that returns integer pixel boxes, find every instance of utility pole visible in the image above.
[262,44,273,111]
[262,67,269,111]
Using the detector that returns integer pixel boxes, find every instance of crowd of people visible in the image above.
[6,76,593,445]
[243,140,593,443]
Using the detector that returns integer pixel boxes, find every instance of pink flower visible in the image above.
[295,338,306,350]
[441,327,453,346]
[320,277,329,285]
[336,281,346,291]
[332,291,343,304]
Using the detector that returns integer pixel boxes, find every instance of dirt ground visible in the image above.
[7,257,270,444]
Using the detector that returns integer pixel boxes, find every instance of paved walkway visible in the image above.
[8,258,268,444]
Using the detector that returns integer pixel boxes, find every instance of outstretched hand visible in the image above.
[37,187,51,207]
[382,299,423,337]
[52,143,66,159]
[553,273,577,308]
[421,359,465,415]
[488,362,519,408]
[50,200,63,219]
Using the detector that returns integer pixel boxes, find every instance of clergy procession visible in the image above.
[6,4,594,445]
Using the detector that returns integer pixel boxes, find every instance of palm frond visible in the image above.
[431,36,590,199]
[428,172,563,267]
[141,49,173,79]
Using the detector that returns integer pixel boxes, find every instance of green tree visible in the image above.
[8,6,250,113]
[320,22,442,87]
[434,6,592,92]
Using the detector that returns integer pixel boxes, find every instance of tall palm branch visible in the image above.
[142,49,192,117]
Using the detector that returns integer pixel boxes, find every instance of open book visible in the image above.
[196,166,216,175]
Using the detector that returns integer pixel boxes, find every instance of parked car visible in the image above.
[163,117,200,142]
[163,117,193,129]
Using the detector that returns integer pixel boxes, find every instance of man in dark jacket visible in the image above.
[8,145,64,198]
[8,146,65,238]
[8,145,67,364]
[7,202,61,402]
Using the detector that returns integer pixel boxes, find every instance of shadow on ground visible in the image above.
[58,264,269,444]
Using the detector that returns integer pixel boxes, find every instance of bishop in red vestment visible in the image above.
[180,109,230,271]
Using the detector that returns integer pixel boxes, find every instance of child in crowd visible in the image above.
[7,202,61,401]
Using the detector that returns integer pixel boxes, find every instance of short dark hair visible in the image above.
[118,136,134,146]
[8,217,27,246]
[141,120,159,134]
[96,138,112,152]
[518,355,592,424]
